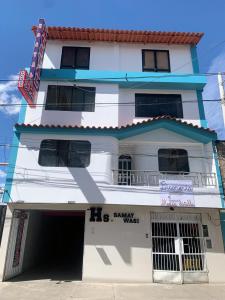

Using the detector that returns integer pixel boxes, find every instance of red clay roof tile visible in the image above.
[15,116,215,134]
[32,26,203,45]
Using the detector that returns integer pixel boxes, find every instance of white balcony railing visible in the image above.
[112,170,217,188]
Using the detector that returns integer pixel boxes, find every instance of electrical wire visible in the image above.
[0,143,222,160]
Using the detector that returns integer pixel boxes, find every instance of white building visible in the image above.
[0,19,225,283]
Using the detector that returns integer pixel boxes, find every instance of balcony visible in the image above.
[112,170,217,188]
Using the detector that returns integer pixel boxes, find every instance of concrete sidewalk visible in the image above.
[1,281,225,300]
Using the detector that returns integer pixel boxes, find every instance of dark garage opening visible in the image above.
[13,210,85,281]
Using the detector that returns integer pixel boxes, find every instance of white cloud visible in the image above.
[0,74,21,115]
[0,169,6,179]
[203,49,225,139]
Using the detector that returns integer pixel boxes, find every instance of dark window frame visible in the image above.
[158,148,190,174]
[38,139,91,168]
[60,46,90,69]
[142,49,170,72]
[135,93,183,118]
[45,85,96,112]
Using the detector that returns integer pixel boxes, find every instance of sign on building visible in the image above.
[18,19,47,107]
[159,179,194,207]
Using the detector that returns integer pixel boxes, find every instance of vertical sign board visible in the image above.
[12,210,28,267]
[18,19,47,108]
[159,179,195,207]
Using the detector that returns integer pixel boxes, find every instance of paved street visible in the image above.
[1,280,225,300]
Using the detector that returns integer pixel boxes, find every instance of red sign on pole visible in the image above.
[18,19,47,108]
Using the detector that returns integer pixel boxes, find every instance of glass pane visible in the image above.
[176,149,189,172]
[135,94,183,118]
[39,140,58,166]
[72,88,84,111]
[135,94,151,117]
[158,149,189,173]
[72,87,95,111]
[75,48,90,69]
[68,141,91,167]
[39,140,91,168]
[58,86,73,111]
[45,85,57,110]
[156,51,169,70]
[143,50,155,70]
[58,140,70,166]
[61,47,75,68]
[83,87,95,111]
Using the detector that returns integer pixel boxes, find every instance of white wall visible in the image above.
[24,82,200,127]
[83,205,152,282]
[25,81,120,127]
[10,130,221,208]
[120,128,212,174]
[1,204,224,282]
[83,206,225,283]
[119,89,200,127]
[23,40,200,129]
[43,40,194,73]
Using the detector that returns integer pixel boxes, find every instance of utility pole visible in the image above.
[218,72,225,130]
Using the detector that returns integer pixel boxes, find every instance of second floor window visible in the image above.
[38,139,91,168]
[158,149,189,173]
[135,94,183,118]
[60,47,90,69]
[45,85,95,112]
[142,50,170,72]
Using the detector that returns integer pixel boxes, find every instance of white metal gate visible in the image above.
[151,213,208,283]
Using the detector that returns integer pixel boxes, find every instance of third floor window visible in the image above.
[60,47,90,69]
[135,94,183,118]
[45,85,95,112]
[142,50,170,72]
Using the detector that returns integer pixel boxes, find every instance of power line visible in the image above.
[0,72,225,84]
[0,143,221,160]
[0,99,223,108]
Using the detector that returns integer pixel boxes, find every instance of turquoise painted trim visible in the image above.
[3,98,27,203]
[190,46,207,128]
[40,69,207,90]
[196,90,207,128]
[220,212,225,249]
[15,119,217,144]
[190,45,200,74]
[212,142,224,208]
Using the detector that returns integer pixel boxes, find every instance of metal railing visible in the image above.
[112,170,217,188]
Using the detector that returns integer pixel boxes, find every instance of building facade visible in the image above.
[0,19,225,283]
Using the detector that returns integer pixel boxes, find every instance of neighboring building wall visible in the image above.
[43,41,194,73]
[216,141,225,190]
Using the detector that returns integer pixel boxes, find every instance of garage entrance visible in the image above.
[5,210,85,281]
[39,211,85,280]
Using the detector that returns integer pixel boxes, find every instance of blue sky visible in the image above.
[0,0,225,186]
